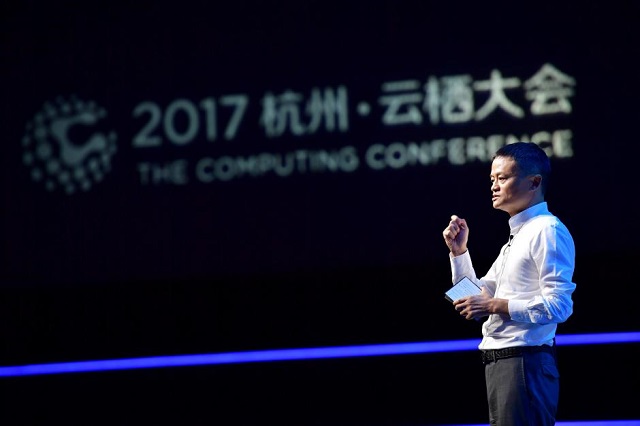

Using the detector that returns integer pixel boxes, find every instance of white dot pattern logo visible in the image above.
[22,96,118,194]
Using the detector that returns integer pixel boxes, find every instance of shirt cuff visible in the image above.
[508,299,529,321]
[449,251,473,284]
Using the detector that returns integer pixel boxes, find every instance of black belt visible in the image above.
[480,344,556,364]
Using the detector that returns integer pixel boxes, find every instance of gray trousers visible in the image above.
[484,350,560,426]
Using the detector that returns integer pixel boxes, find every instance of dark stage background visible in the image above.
[1,1,639,425]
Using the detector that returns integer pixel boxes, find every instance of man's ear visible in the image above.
[530,174,542,190]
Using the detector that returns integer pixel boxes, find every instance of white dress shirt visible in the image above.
[450,202,577,350]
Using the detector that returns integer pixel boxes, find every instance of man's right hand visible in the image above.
[443,214,469,256]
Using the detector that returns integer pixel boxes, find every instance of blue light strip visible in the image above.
[555,331,640,345]
[443,422,640,426]
[1,331,638,378]
[553,422,640,426]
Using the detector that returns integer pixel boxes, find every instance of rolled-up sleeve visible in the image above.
[509,222,576,324]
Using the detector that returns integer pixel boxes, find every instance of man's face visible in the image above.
[490,156,535,216]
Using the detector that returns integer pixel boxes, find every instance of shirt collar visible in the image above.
[508,201,549,234]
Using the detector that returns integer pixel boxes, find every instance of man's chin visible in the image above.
[492,201,508,212]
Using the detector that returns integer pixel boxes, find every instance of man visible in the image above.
[442,141,576,426]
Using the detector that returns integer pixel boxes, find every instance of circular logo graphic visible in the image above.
[22,96,118,194]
